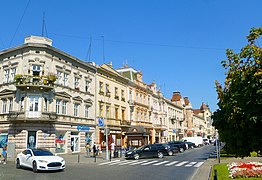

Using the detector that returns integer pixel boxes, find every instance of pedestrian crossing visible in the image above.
[98,160,204,168]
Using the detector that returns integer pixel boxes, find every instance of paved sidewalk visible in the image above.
[59,151,125,165]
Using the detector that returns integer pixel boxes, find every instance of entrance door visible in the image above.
[27,95,41,118]
[27,131,36,148]
[71,135,79,152]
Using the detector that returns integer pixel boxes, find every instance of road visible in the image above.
[0,145,216,180]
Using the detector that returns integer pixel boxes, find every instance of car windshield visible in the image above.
[137,145,146,150]
[32,149,54,156]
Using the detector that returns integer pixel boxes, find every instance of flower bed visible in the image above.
[228,162,262,179]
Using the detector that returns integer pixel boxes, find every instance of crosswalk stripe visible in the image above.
[194,162,204,167]
[118,161,138,166]
[141,160,158,166]
[98,160,120,165]
[175,161,188,166]
[153,161,169,166]
[129,160,148,166]
[185,162,197,167]
[165,161,179,166]
[108,161,126,165]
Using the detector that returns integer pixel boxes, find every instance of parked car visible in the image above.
[16,148,65,173]
[164,143,179,155]
[184,141,195,149]
[125,144,172,160]
[168,141,187,153]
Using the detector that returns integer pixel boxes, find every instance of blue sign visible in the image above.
[98,118,104,127]
[172,129,176,133]
[77,125,90,132]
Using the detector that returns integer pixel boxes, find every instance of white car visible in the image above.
[16,148,65,173]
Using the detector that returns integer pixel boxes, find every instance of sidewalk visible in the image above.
[59,150,125,165]
[191,156,262,180]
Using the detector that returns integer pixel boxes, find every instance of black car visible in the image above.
[185,141,195,149]
[164,143,179,155]
[167,141,187,153]
[125,144,172,160]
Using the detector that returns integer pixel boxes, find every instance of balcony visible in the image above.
[128,100,135,106]
[7,111,58,122]
[120,120,131,127]
[14,74,55,91]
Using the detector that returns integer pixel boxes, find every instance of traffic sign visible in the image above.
[98,118,104,127]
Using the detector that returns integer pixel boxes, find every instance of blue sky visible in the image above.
[1,0,261,112]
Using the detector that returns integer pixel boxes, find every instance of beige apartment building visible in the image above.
[95,63,130,149]
[0,36,96,155]
[117,67,153,147]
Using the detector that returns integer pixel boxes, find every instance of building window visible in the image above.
[136,93,138,101]
[74,103,79,116]
[85,80,90,92]
[62,101,67,115]
[9,98,13,112]
[140,94,142,103]
[10,68,16,82]
[99,102,103,117]
[63,73,68,86]
[106,105,110,118]
[32,64,41,76]
[121,90,125,101]
[121,108,125,120]
[99,82,104,94]
[2,99,7,113]
[4,69,10,83]
[115,107,119,119]
[85,105,89,118]
[74,77,80,90]
[115,87,119,99]
[56,99,61,114]
[105,84,110,96]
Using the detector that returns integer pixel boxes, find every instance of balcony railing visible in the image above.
[120,120,131,126]
[7,111,58,122]
[14,75,55,90]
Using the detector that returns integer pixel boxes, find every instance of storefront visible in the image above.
[125,126,150,148]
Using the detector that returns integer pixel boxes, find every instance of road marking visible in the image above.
[98,160,120,165]
[185,162,197,167]
[118,161,138,166]
[165,161,179,166]
[141,160,158,166]
[194,162,204,167]
[129,160,148,166]
[175,161,188,166]
[153,161,169,166]
[108,161,126,165]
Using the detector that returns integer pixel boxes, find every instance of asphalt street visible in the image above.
[0,145,216,180]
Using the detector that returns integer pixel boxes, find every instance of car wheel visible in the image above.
[179,148,185,153]
[157,152,163,158]
[32,161,38,173]
[168,151,173,156]
[134,154,139,160]
[16,159,21,169]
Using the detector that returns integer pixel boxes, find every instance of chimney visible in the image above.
[171,91,181,102]
[24,36,52,46]
[184,97,190,106]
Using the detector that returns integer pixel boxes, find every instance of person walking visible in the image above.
[1,145,7,164]
[85,142,90,157]
[92,143,97,157]
[110,141,115,157]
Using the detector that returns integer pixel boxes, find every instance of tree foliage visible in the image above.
[213,27,262,158]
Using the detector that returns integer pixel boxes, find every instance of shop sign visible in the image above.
[77,125,90,132]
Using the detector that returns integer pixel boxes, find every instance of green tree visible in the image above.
[213,27,262,158]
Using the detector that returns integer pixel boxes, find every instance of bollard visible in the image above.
[110,152,112,161]
[78,153,80,163]
[214,169,218,180]
[94,153,96,163]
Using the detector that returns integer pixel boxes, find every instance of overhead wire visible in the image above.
[9,0,31,47]
[48,32,229,51]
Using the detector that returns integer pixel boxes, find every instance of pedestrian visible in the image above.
[110,141,115,157]
[85,142,90,157]
[92,143,97,157]
[1,145,7,164]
